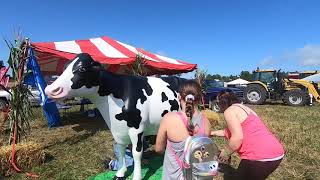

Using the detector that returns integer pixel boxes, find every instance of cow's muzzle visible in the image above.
[45,85,67,100]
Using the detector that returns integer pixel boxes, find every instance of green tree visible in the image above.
[206,74,214,80]
[240,71,253,81]
[228,75,239,81]
[211,74,222,80]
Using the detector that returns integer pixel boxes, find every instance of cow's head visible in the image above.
[45,53,102,100]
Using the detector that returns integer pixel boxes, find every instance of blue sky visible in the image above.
[1,0,320,78]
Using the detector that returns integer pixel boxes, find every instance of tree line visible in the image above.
[206,71,253,82]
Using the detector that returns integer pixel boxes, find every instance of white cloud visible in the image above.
[256,45,320,72]
[259,56,277,66]
[297,45,320,66]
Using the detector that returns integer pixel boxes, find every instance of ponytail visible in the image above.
[185,94,195,136]
[178,80,202,136]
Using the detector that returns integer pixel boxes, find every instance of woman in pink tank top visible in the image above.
[211,91,285,180]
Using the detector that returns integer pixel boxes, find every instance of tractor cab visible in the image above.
[252,69,286,95]
[253,69,276,88]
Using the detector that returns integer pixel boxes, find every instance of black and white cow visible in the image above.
[45,53,186,180]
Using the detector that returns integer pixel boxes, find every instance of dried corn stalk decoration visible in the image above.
[194,69,208,110]
[131,54,146,76]
[4,37,34,144]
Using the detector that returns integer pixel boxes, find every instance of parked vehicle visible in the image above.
[244,68,320,106]
[288,70,319,79]
[204,80,244,112]
[0,90,10,111]
[0,86,41,111]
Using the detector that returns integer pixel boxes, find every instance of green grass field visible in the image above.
[1,103,320,180]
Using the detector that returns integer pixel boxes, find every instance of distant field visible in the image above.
[1,103,319,180]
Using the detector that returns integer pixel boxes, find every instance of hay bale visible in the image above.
[0,141,45,176]
[202,109,220,127]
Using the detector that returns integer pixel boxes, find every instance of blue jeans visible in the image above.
[109,144,134,171]
[110,140,149,171]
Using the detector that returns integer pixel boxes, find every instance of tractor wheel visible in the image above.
[283,90,309,106]
[210,100,220,113]
[244,84,267,105]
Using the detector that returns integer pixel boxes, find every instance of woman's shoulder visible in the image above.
[224,105,245,120]
[226,103,251,112]
[224,105,240,114]
[162,111,180,121]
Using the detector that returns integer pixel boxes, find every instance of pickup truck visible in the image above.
[204,80,244,112]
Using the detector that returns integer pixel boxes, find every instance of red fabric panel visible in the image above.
[137,48,196,71]
[31,36,197,75]
[101,36,136,58]
[76,39,108,61]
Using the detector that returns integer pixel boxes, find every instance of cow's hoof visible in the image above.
[113,176,126,180]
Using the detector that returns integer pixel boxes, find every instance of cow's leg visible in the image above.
[128,128,144,180]
[115,143,127,179]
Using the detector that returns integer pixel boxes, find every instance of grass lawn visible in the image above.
[1,103,320,180]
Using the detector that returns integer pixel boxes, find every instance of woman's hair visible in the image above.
[217,90,241,113]
[178,80,202,136]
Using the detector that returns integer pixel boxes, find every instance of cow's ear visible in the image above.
[92,61,101,66]
[91,61,103,71]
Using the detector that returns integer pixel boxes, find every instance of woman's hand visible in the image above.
[210,130,225,137]
[210,131,217,136]
[218,149,231,164]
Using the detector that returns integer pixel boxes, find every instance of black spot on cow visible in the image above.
[161,110,169,117]
[70,53,155,129]
[100,75,153,128]
[115,106,142,129]
[110,76,153,129]
[71,53,101,89]
[169,99,179,111]
[161,76,187,98]
[98,74,153,103]
[166,85,177,98]
[161,92,168,102]
[136,132,144,152]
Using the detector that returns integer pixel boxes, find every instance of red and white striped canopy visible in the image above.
[31,36,197,76]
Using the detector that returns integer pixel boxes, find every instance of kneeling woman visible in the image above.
[155,80,211,180]
[211,91,285,180]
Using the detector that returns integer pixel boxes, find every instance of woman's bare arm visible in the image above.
[155,115,168,154]
[224,108,243,152]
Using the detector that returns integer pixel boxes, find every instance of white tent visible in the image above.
[226,78,250,86]
[303,73,320,83]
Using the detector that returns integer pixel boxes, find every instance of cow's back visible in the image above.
[140,76,184,135]
[160,76,188,92]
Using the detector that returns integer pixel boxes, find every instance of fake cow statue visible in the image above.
[45,53,185,180]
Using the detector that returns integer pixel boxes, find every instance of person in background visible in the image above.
[211,91,285,180]
[155,80,211,180]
